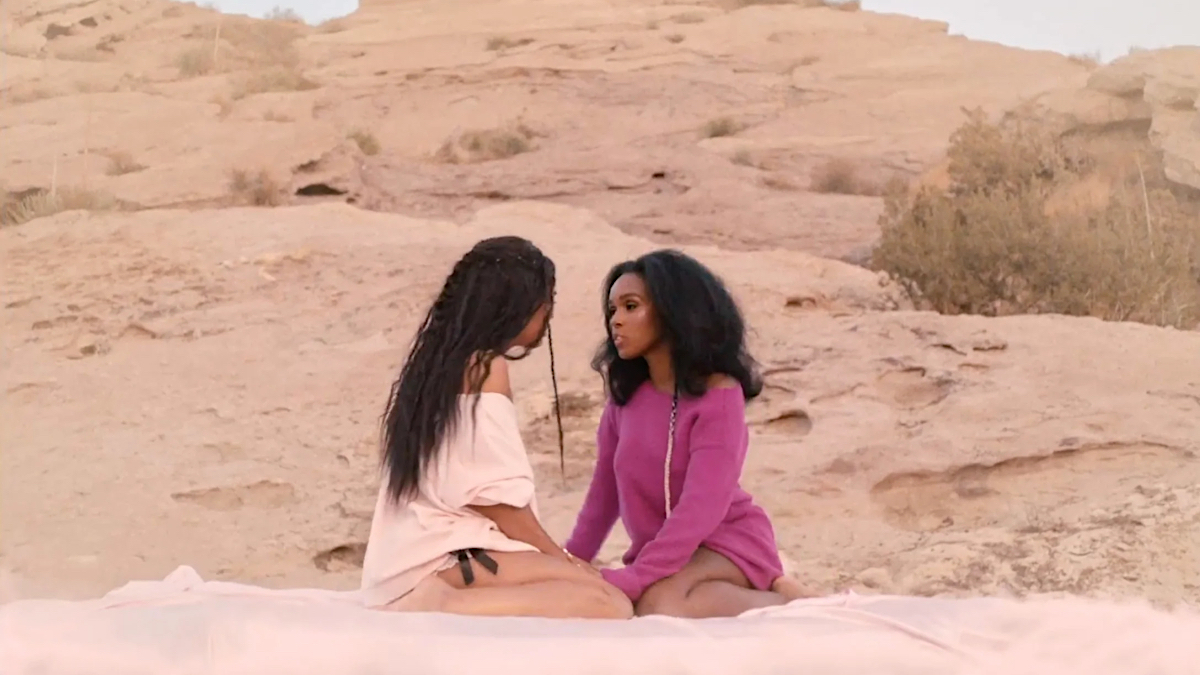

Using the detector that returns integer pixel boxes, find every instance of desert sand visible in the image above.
[2,0,1199,624]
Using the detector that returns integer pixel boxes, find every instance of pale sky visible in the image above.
[210,0,1198,62]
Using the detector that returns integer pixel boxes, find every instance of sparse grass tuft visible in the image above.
[177,46,215,76]
[1,187,116,227]
[485,36,534,51]
[231,67,319,99]
[731,149,757,166]
[264,7,304,23]
[761,174,800,191]
[872,108,1200,329]
[1068,51,1102,69]
[104,151,146,176]
[809,157,879,195]
[211,95,234,117]
[177,18,306,80]
[701,116,742,138]
[434,124,537,164]
[228,168,285,206]
[348,129,381,155]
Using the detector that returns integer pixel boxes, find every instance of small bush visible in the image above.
[228,168,285,206]
[485,36,533,51]
[434,124,536,164]
[264,7,304,23]
[872,108,1200,329]
[810,157,879,195]
[701,116,742,138]
[348,129,380,155]
[231,67,319,99]
[1,188,115,227]
[177,46,215,76]
[105,151,146,176]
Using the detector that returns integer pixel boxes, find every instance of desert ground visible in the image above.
[2,0,1199,609]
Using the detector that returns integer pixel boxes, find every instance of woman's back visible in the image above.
[360,393,541,608]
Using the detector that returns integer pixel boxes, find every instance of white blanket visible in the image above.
[1,566,1197,675]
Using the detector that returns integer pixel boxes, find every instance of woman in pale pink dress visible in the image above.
[359,236,631,620]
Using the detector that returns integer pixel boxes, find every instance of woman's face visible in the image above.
[607,272,661,360]
[510,299,553,352]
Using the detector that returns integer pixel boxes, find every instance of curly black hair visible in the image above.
[592,249,763,406]
[381,236,563,504]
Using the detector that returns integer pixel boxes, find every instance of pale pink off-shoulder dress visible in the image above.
[359,393,541,608]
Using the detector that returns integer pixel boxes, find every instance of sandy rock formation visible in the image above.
[2,0,1088,259]
[1011,47,1200,192]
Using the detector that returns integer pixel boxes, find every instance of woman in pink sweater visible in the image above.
[565,249,805,618]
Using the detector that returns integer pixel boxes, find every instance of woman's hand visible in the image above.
[564,549,603,578]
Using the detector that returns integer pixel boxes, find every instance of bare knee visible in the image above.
[575,581,634,620]
[634,581,689,618]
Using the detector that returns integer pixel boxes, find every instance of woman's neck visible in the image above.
[644,345,674,394]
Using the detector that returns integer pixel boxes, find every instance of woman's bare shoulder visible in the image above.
[477,356,513,399]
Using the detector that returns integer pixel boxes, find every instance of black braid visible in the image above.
[547,322,565,480]
[380,236,559,504]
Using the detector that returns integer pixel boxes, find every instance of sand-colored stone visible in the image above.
[2,0,1199,614]
[1013,46,1200,191]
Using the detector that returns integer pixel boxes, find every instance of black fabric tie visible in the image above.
[453,548,499,586]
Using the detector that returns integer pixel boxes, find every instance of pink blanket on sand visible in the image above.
[1,565,1197,675]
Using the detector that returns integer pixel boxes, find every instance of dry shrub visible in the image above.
[348,129,380,155]
[228,168,285,206]
[731,149,757,166]
[485,36,533,51]
[1068,51,1102,68]
[8,87,59,105]
[209,95,234,118]
[231,67,319,99]
[177,18,305,78]
[1,188,115,227]
[50,46,109,62]
[176,46,215,76]
[219,20,303,69]
[810,157,879,195]
[701,116,742,138]
[104,151,146,176]
[761,174,800,191]
[872,108,1200,329]
[434,125,536,164]
[264,7,304,22]
[665,33,685,44]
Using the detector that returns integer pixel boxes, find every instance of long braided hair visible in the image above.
[381,236,564,505]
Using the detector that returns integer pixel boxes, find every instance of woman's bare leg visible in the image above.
[635,547,787,619]
[770,575,817,601]
[386,551,633,620]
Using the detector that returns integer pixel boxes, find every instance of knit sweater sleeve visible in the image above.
[564,400,622,562]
